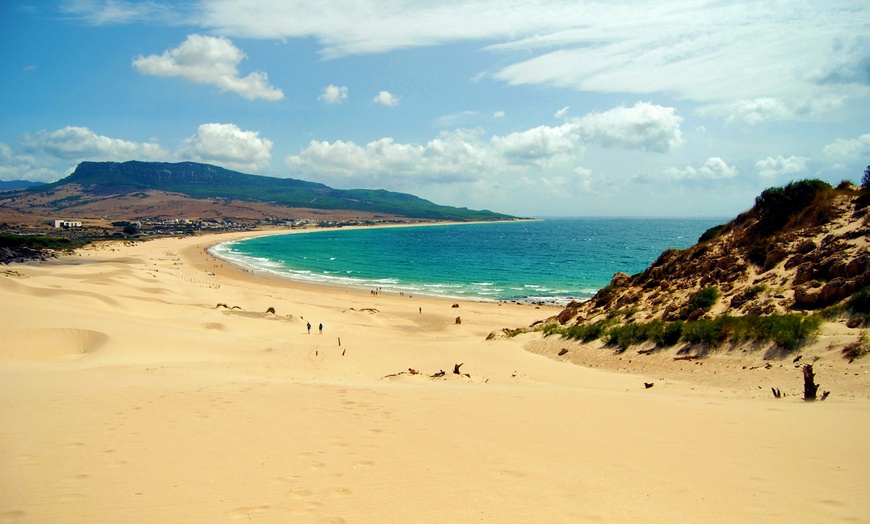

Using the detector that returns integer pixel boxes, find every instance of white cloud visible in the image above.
[287,129,487,185]
[69,1,868,122]
[823,134,870,160]
[490,123,580,165]
[20,126,168,161]
[492,111,505,119]
[373,91,399,106]
[554,106,570,119]
[573,102,683,153]
[669,157,739,180]
[754,155,809,178]
[132,34,283,101]
[318,84,348,104]
[287,102,683,190]
[61,0,183,25]
[180,123,272,172]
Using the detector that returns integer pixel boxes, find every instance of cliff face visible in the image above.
[552,182,870,328]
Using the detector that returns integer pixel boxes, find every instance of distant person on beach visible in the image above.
[319,323,323,334]
[307,322,311,334]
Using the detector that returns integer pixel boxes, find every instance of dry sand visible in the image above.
[1,230,868,523]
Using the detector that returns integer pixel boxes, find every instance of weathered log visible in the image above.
[771,387,781,399]
[453,363,464,375]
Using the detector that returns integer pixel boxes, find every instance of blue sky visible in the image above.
[1,1,868,217]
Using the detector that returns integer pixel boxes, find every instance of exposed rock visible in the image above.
[610,272,631,288]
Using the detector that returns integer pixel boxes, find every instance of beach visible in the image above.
[1,231,869,523]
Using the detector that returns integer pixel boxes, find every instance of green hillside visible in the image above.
[36,161,515,221]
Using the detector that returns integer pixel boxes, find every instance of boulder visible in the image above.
[610,272,631,288]
[793,281,823,308]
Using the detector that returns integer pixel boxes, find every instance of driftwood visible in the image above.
[455,316,461,324]
[771,387,782,399]
[638,348,657,355]
[453,363,464,374]
[673,355,701,361]
[431,370,446,378]
[558,348,569,356]
[644,382,654,389]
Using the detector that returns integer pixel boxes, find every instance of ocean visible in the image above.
[210,218,725,305]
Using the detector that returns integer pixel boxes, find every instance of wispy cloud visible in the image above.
[132,34,284,101]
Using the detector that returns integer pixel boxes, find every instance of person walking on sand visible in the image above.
[307,322,311,334]
[318,323,323,334]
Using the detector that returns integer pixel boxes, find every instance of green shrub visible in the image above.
[564,319,614,343]
[685,286,720,316]
[605,323,646,350]
[744,284,767,299]
[698,224,726,243]
[681,318,723,346]
[753,179,832,234]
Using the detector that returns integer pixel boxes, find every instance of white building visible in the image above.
[53,220,82,228]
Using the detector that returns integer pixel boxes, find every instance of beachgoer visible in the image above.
[318,323,323,334]
[307,322,311,334]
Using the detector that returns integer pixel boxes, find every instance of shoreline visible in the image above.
[202,222,586,307]
[1,232,868,522]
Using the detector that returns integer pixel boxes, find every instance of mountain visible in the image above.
[516,180,869,359]
[26,161,513,222]
[0,180,43,191]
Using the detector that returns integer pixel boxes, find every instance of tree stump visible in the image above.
[802,364,819,402]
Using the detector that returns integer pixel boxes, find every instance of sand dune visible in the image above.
[1,231,868,523]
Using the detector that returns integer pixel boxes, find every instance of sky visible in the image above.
[1,1,868,218]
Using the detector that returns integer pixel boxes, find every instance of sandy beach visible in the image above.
[1,230,869,523]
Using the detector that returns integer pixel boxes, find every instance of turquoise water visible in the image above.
[210,218,724,304]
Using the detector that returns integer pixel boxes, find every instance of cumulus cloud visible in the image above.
[132,34,284,101]
[287,129,487,185]
[491,123,580,165]
[669,157,739,180]
[373,91,399,106]
[754,155,809,178]
[20,126,168,161]
[318,84,348,104]
[823,134,870,160]
[573,102,683,153]
[554,106,570,119]
[180,123,272,172]
[287,102,683,190]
